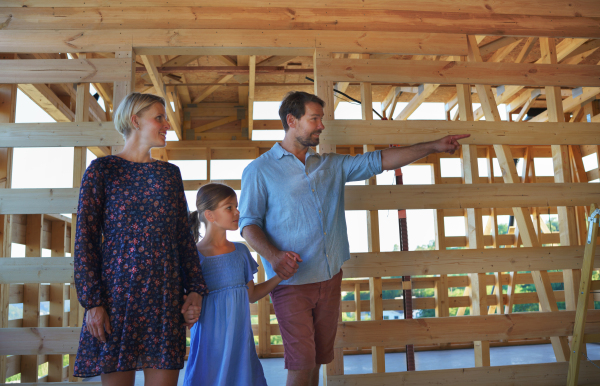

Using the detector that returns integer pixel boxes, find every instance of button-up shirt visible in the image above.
[239,143,382,285]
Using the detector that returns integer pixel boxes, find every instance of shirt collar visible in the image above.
[272,142,318,161]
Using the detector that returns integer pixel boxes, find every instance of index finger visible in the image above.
[451,134,470,140]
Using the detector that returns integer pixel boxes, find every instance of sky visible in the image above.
[10,88,599,258]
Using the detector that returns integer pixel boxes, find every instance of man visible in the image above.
[239,91,468,386]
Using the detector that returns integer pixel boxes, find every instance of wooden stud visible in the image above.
[566,204,599,386]
[0,54,16,383]
[140,54,182,139]
[248,55,256,140]
[21,214,43,382]
[48,220,68,382]
[314,49,336,155]
[256,262,270,357]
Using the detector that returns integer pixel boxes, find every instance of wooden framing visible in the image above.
[2,2,600,385]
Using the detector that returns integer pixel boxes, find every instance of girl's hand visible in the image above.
[182,292,202,327]
[85,306,112,343]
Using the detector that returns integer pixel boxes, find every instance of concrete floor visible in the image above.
[84,343,600,385]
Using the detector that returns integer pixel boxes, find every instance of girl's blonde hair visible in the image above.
[189,183,237,242]
[113,92,165,138]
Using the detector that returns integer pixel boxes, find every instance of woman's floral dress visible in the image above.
[73,155,208,377]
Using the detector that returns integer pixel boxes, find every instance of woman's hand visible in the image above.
[85,306,111,343]
[182,292,203,327]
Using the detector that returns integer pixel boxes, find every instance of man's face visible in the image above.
[288,102,325,147]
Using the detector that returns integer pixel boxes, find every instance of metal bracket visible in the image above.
[587,209,600,244]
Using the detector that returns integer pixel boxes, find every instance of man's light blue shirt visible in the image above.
[239,143,382,285]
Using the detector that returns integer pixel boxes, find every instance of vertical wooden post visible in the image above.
[315,49,341,384]
[21,214,43,382]
[566,205,599,386]
[248,55,256,140]
[462,144,490,367]
[359,63,385,373]
[456,57,489,365]
[431,155,450,348]
[112,50,135,153]
[237,55,250,141]
[0,62,16,383]
[48,221,68,381]
[256,262,271,357]
[69,73,91,382]
[540,38,581,315]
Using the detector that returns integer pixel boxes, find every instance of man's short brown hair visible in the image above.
[279,91,325,132]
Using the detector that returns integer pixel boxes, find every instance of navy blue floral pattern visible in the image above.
[73,155,207,377]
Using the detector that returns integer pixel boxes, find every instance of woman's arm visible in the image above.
[173,166,209,297]
[247,275,283,303]
[74,160,105,311]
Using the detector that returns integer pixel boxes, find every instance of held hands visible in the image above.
[432,134,471,154]
[182,292,202,328]
[273,251,302,280]
[85,306,112,343]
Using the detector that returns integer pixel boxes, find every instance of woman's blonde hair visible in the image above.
[189,183,237,242]
[113,92,165,138]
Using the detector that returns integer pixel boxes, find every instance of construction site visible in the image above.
[1,1,600,385]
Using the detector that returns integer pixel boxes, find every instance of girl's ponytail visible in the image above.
[192,183,237,241]
[189,210,201,243]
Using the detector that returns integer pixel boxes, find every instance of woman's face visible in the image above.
[131,102,170,148]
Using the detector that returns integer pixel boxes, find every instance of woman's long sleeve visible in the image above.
[174,167,208,296]
[74,160,105,310]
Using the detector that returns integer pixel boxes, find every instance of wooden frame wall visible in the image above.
[1,1,600,385]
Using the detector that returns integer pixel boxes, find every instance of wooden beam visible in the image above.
[248,55,256,139]
[342,246,600,278]
[566,205,599,386]
[140,54,182,139]
[193,115,238,134]
[328,360,600,386]
[319,120,600,145]
[0,58,133,83]
[394,83,440,120]
[0,122,123,147]
[1,1,598,18]
[1,7,597,38]
[315,58,600,87]
[6,183,598,215]
[473,38,589,120]
[334,310,600,348]
[17,83,74,122]
[0,257,74,285]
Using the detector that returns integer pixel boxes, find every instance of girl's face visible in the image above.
[205,195,240,231]
[130,102,170,148]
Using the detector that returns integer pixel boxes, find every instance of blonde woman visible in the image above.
[73,93,208,386]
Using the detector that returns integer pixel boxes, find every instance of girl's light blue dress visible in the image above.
[183,242,267,386]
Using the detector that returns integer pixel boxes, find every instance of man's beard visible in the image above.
[296,131,321,147]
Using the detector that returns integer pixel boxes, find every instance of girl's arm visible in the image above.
[247,275,283,303]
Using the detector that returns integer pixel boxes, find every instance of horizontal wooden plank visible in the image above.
[0,29,467,55]
[327,360,600,386]
[1,7,597,38]
[0,122,123,147]
[342,246,600,278]
[253,120,283,131]
[0,188,79,215]
[334,309,600,348]
[321,120,600,145]
[0,58,133,83]
[0,257,74,284]
[316,58,600,87]
[344,183,600,210]
[0,327,80,355]
[2,0,597,19]
[3,183,596,214]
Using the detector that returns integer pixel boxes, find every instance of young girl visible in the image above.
[183,183,293,386]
